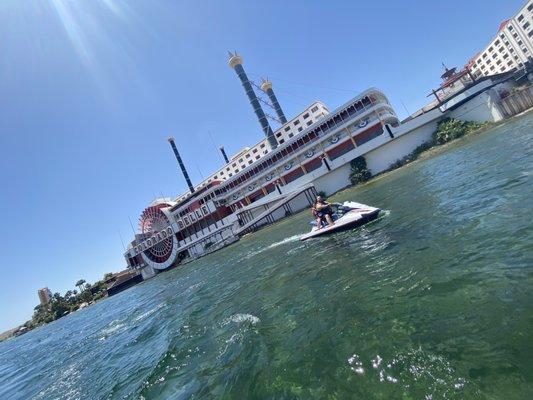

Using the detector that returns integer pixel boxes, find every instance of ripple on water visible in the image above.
[222,313,261,326]
[347,347,475,398]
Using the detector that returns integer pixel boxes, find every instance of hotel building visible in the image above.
[470,0,533,77]
[38,287,52,305]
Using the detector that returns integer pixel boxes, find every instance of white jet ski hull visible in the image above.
[300,202,380,241]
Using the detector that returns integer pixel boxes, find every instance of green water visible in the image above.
[1,114,532,399]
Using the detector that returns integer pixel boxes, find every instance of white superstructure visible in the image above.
[178,101,329,199]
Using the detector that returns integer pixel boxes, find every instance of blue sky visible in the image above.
[0,0,523,332]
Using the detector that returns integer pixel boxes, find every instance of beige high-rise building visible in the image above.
[469,1,533,77]
[37,287,52,305]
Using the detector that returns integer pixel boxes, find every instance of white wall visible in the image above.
[141,265,156,280]
[365,121,437,175]
[313,164,352,196]
[449,89,504,122]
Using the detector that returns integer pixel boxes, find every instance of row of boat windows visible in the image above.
[213,96,376,197]
[190,105,330,194]
[207,107,327,182]
[171,96,378,213]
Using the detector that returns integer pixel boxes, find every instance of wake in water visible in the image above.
[243,234,302,259]
[266,234,302,249]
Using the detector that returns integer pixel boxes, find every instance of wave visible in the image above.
[222,313,260,326]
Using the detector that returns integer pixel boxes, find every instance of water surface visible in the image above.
[1,113,532,399]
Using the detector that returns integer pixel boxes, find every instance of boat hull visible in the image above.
[300,209,380,241]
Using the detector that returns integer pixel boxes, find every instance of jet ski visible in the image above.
[300,201,381,241]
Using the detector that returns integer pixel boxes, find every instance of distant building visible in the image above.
[37,287,52,305]
[470,0,533,77]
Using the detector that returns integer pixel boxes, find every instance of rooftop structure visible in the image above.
[428,63,477,103]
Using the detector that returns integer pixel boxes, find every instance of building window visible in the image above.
[518,14,524,22]
[260,143,265,148]
[263,150,268,154]
[524,22,530,30]
[488,46,494,52]
[279,139,285,144]
[293,119,300,126]
[220,171,225,175]
[495,39,500,46]
[276,132,282,138]
[528,3,533,11]
[252,148,257,153]
[238,158,243,163]
[284,126,290,132]
[229,173,233,177]
[245,153,250,158]
[503,53,509,59]
[311,106,318,112]
[232,163,236,167]
[298,127,303,132]
[508,25,514,31]
[255,155,260,160]
[288,133,294,138]
[306,120,313,126]
[248,160,253,165]
[303,113,309,119]
[213,175,217,179]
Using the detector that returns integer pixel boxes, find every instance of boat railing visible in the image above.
[220,103,393,200]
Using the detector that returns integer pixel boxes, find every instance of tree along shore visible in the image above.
[1,273,116,341]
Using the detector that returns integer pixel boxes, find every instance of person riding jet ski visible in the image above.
[312,196,335,229]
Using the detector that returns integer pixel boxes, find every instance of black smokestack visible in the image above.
[261,78,287,124]
[167,137,194,193]
[219,146,230,164]
[228,51,278,149]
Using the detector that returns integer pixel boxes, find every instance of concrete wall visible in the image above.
[140,265,156,280]
[366,119,438,175]
[449,89,505,122]
[313,163,351,196]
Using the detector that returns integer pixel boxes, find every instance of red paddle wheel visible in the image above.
[138,203,174,264]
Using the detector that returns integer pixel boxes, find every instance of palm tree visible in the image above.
[103,273,114,281]
[75,279,86,293]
